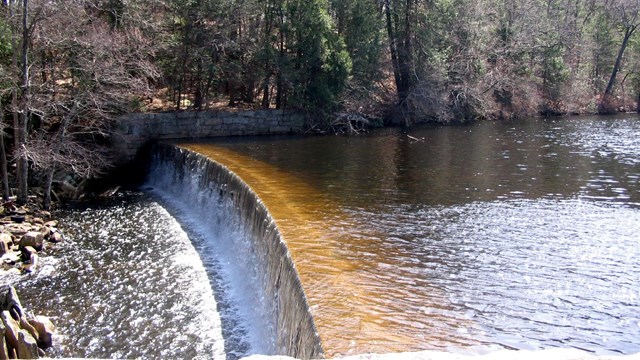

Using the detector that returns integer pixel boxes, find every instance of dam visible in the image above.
[2,114,640,358]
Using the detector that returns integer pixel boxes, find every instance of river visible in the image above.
[1,114,639,358]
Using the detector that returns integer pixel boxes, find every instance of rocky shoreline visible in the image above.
[0,195,61,359]
[0,285,55,359]
[0,197,63,274]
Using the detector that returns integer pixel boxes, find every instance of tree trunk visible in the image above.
[276,12,285,109]
[0,107,10,201]
[9,2,21,199]
[17,0,29,205]
[43,168,54,210]
[385,0,413,105]
[385,0,402,102]
[261,76,270,108]
[600,25,637,113]
[397,0,413,102]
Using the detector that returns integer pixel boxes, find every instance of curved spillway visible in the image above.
[148,143,323,359]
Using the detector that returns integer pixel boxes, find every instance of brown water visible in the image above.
[178,114,640,357]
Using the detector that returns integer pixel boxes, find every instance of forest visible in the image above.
[1,0,640,207]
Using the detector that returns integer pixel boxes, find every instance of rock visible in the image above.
[31,218,44,225]
[20,246,37,260]
[0,320,8,360]
[43,220,57,228]
[2,253,20,268]
[1,311,20,351]
[49,232,63,243]
[27,315,55,349]
[19,232,44,251]
[38,226,50,239]
[4,223,31,237]
[21,253,38,273]
[0,233,12,256]
[0,288,55,357]
[20,246,38,272]
[9,215,25,223]
[19,316,39,343]
[17,330,39,359]
[0,286,24,318]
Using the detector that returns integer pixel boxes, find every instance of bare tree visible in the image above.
[600,0,640,113]
[14,0,157,209]
[16,0,29,205]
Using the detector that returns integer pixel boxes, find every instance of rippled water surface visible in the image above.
[180,114,640,357]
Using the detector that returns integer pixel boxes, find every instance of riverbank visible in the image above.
[0,196,64,274]
[0,193,62,358]
[0,285,56,358]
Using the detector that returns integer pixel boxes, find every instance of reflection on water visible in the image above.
[180,114,640,357]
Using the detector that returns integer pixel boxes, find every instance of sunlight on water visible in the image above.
[179,115,640,357]
[2,194,230,358]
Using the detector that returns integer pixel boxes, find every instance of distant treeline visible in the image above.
[111,0,640,123]
[0,0,639,205]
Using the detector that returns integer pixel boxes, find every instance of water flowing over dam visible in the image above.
[2,114,639,359]
[147,144,324,359]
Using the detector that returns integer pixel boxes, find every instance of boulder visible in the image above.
[20,246,37,260]
[19,232,44,251]
[9,215,25,224]
[19,316,39,343]
[0,286,24,318]
[4,223,31,237]
[43,220,57,228]
[38,226,50,239]
[27,315,55,349]
[1,311,20,351]
[49,232,63,243]
[16,330,39,359]
[21,253,38,273]
[0,320,8,360]
[0,234,11,256]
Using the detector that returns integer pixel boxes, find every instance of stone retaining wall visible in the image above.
[112,110,306,162]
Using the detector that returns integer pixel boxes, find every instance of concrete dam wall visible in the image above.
[149,144,323,359]
[113,110,305,162]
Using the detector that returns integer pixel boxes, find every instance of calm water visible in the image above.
[179,114,640,357]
